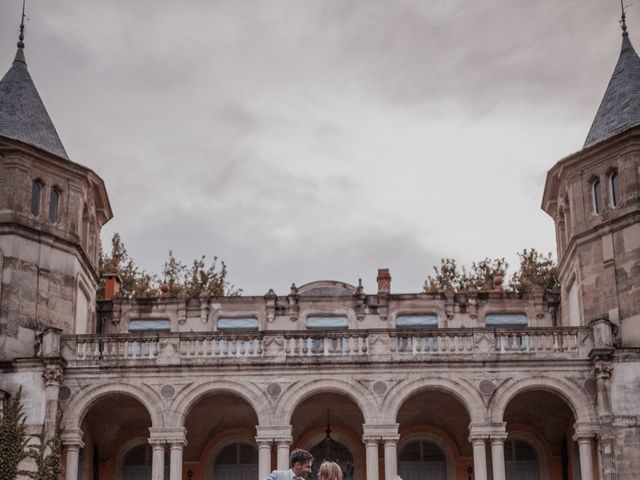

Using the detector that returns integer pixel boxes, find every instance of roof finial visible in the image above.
[17,0,26,49]
[621,1,633,37]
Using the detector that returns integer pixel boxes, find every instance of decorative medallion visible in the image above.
[58,386,71,401]
[160,384,176,398]
[479,379,496,395]
[267,383,282,397]
[373,381,388,395]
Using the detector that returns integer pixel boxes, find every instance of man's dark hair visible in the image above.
[290,449,314,467]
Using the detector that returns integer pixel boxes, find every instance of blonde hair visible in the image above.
[318,461,343,480]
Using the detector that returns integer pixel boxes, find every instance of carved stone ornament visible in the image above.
[42,366,64,386]
[592,359,613,379]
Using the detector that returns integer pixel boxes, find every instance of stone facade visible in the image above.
[1,13,640,480]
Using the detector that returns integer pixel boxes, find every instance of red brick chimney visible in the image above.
[103,273,121,301]
[377,268,391,294]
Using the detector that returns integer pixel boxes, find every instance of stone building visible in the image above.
[1,9,639,480]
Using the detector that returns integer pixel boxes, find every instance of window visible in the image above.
[217,317,259,331]
[485,313,528,327]
[128,318,171,332]
[592,179,602,214]
[609,170,621,207]
[396,314,438,328]
[49,188,60,223]
[306,316,349,330]
[30,180,42,216]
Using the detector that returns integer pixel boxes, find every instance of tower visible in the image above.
[0,13,112,354]
[542,11,640,347]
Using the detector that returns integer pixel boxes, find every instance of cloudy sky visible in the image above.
[0,1,628,294]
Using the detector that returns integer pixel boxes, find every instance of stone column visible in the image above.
[61,429,84,480]
[149,441,166,480]
[42,363,63,441]
[470,438,488,480]
[277,439,291,470]
[169,440,186,480]
[364,438,379,480]
[382,436,399,480]
[490,435,507,480]
[256,439,273,479]
[575,436,594,480]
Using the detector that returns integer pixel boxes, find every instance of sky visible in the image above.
[0,1,628,294]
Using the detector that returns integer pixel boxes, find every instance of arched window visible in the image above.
[49,187,60,223]
[398,440,447,480]
[609,170,621,207]
[30,180,42,216]
[505,438,539,480]
[214,443,258,480]
[592,179,603,214]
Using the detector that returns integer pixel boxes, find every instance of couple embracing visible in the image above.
[266,449,342,480]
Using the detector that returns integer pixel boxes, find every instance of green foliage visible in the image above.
[425,249,558,294]
[425,257,508,292]
[0,388,29,480]
[508,248,559,294]
[100,233,240,299]
[22,409,62,480]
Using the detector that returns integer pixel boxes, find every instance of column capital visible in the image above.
[362,435,381,445]
[255,436,274,446]
[381,435,401,443]
[573,422,600,441]
[256,424,292,442]
[61,428,84,448]
[148,427,187,445]
[362,423,399,439]
[468,422,494,442]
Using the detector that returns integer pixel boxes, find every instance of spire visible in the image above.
[14,0,26,64]
[584,8,640,147]
[0,3,70,160]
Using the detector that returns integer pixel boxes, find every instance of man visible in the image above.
[265,449,314,480]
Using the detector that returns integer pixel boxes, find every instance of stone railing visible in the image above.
[60,327,593,367]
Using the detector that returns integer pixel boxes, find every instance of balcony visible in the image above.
[60,326,594,368]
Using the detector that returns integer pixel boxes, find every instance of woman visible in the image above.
[317,461,343,480]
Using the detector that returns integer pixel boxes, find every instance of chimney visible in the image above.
[103,273,122,301]
[377,268,391,294]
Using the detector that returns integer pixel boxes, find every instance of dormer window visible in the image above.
[609,170,621,207]
[49,187,60,223]
[591,179,603,214]
[395,314,438,329]
[217,317,259,331]
[30,180,42,216]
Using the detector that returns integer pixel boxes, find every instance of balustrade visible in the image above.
[61,327,592,365]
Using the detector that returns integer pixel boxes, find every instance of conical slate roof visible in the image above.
[584,32,640,147]
[0,47,69,160]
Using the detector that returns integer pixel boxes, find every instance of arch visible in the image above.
[297,281,357,297]
[299,427,364,480]
[172,379,269,427]
[398,430,458,480]
[506,427,551,480]
[489,376,596,424]
[112,436,153,480]
[201,430,258,480]
[276,378,376,425]
[63,382,162,431]
[384,377,486,424]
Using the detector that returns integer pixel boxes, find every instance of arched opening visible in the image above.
[291,392,365,480]
[79,393,154,480]
[504,438,539,480]
[397,389,471,480]
[185,392,259,480]
[121,443,169,480]
[503,390,577,480]
[398,439,447,480]
[213,442,258,480]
